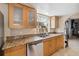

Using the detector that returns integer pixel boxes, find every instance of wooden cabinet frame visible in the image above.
[43,35,64,56]
[26,7,37,28]
[4,44,27,56]
[8,3,37,29]
[8,3,27,29]
[50,16,59,28]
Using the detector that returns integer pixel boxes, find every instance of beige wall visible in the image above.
[56,13,79,33]
[1,3,79,41]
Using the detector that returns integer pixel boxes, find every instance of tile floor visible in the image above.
[52,38,79,56]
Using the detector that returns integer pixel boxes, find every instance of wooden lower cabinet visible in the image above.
[56,35,64,49]
[43,35,64,56]
[51,37,57,53]
[43,39,52,56]
[43,38,56,56]
[4,35,64,56]
[4,44,27,56]
[0,50,4,56]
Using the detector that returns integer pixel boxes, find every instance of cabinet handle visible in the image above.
[28,40,42,46]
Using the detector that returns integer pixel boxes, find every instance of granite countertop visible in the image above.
[2,33,63,50]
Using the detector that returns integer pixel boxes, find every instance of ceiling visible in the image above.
[24,3,79,16]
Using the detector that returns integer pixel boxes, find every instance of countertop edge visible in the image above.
[2,34,63,50]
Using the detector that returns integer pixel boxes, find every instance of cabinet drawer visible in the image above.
[4,45,26,56]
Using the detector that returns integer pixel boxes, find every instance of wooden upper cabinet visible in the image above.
[8,3,26,29]
[26,7,37,28]
[8,3,37,29]
[50,16,59,28]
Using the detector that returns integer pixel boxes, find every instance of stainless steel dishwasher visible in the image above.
[27,37,43,56]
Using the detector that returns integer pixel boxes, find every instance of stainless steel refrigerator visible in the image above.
[0,12,4,51]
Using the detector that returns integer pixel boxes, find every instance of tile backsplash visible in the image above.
[9,28,37,36]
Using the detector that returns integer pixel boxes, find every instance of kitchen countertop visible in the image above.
[2,33,63,50]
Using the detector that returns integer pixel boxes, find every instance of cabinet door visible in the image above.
[56,35,64,50]
[43,38,56,56]
[26,8,37,28]
[51,37,57,54]
[59,35,64,48]
[50,16,59,28]
[4,45,27,56]
[43,40,51,56]
[50,16,55,28]
[8,4,26,28]
[56,36,60,50]
[43,36,64,56]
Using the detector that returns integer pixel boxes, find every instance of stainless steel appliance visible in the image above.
[0,12,4,50]
[27,37,43,56]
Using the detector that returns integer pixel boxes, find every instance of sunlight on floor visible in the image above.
[52,47,79,56]
[52,39,79,56]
